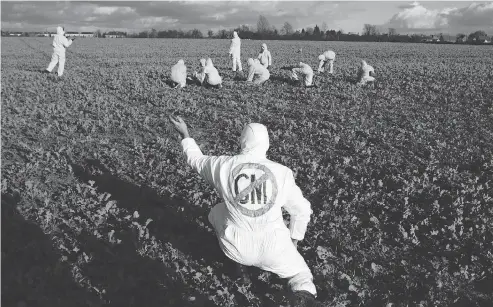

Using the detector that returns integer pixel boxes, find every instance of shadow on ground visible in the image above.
[1,193,103,307]
[71,158,288,306]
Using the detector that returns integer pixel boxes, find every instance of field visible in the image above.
[2,37,493,307]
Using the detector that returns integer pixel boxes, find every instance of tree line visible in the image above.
[124,15,492,44]
[2,15,491,45]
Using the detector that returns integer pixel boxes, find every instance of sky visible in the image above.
[1,1,492,35]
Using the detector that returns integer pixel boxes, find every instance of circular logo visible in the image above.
[229,163,278,217]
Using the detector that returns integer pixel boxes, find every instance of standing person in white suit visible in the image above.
[203,58,223,88]
[317,50,336,74]
[44,26,75,77]
[171,59,187,88]
[357,60,376,86]
[168,116,324,307]
[291,62,316,87]
[246,58,270,85]
[257,43,272,68]
[229,31,242,73]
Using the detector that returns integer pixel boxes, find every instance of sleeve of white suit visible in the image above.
[282,170,313,240]
[247,65,255,82]
[62,36,73,48]
[181,138,219,187]
[229,40,236,54]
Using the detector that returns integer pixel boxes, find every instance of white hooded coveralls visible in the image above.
[257,43,272,68]
[357,60,375,85]
[229,31,242,72]
[318,50,336,74]
[194,59,207,85]
[46,26,73,76]
[171,59,187,88]
[180,123,317,295]
[247,58,270,85]
[203,58,222,86]
[291,62,314,86]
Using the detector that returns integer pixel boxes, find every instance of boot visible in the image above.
[290,290,325,307]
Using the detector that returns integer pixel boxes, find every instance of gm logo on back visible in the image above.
[229,163,278,217]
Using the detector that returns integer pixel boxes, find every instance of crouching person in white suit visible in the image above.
[192,58,207,85]
[45,26,75,77]
[246,58,270,85]
[257,43,272,68]
[171,59,187,88]
[318,50,336,74]
[203,58,223,88]
[291,62,316,87]
[169,116,324,307]
[357,60,376,86]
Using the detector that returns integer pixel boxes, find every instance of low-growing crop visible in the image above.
[2,37,492,306]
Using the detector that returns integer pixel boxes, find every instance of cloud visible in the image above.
[384,1,493,34]
[2,1,490,35]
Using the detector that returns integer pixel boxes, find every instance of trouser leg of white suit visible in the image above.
[46,53,59,72]
[235,56,242,71]
[208,204,317,296]
[254,74,269,85]
[359,76,375,85]
[291,68,302,80]
[317,60,325,72]
[232,55,241,71]
[328,61,334,74]
[57,54,66,76]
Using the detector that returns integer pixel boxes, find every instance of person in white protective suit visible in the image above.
[229,31,242,72]
[168,116,325,307]
[171,59,187,88]
[317,50,336,74]
[357,60,376,86]
[291,62,316,87]
[203,58,223,88]
[44,26,75,77]
[192,58,207,85]
[246,58,270,85]
[257,43,272,68]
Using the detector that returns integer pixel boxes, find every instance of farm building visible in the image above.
[104,31,127,38]
[65,32,95,37]
[456,36,467,43]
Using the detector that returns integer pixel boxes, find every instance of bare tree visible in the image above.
[257,15,270,33]
[321,22,328,33]
[388,28,397,37]
[306,27,314,35]
[240,24,250,32]
[281,21,293,35]
[207,30,214,38]
[363,24,378,36]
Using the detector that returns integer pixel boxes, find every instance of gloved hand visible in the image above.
[169,115,190,139]
[71,37,76,41]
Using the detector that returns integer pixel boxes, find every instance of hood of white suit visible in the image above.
[57,26,64,35]
[240,123,270,157]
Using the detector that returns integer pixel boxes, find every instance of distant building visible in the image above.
[439,34,455,43]
[65,31,95,37]
[456,36,467,43]
[104,31,127,38]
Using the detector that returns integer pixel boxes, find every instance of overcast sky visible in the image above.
[1,1,492,35]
